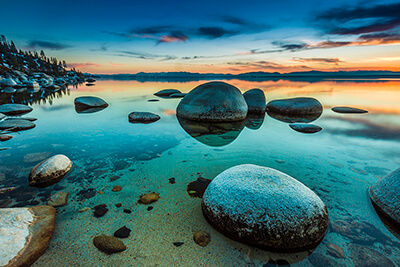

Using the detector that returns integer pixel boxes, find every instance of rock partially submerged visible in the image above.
[154,89,181,97]
[177,81,248,122]
[0,104,32,116]
[128,112,160,123]
[29,155,73,188]
[74,96,108,113]
[0,206,55,267]
[93,235,126,254]
[0,135,12,141]
[266,97,322,116]
[202,164,328,252]
[0,119,36,132]
[243,88,266,113]
[332,106,368,114]
[289,123,322,134]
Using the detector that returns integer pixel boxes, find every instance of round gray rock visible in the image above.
[369,167,400,225]
[128,112,160,123]
[29,155,73,188]
[202,164,328,252]
[0,119,35,132]
[266,97,322,116]
[74,96,108,110]
[154,89,181,97]
[177,81,248,122]
[289,123,322,134]
[0,104,33,116]
[332,106,368,114]
[243,88,266,113]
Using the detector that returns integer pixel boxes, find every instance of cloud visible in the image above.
[157,31,188,44]
[27,40,72,50]
[109,62,124,66]
[68,62,102,68]
[292,57,344,65]
[197,27,238,39]
[226,60,310,72]
[130,25,175,34]
[115,51,177,61]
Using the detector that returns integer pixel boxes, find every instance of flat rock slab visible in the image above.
[74,96,108,113]
[0,206,56,267]
[154,89,181,97]
[128,112,160,123]
[0,104,32,116]
[289,123,322,134]
[332,106,368,114]
[202,164,328,252]
[266,97,322,116]
[0,119,36,131]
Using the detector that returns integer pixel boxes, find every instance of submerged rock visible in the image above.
[47,191,69,207]
[138,192,160,204]
[0,119,36,132]
[176,81,248,122]
[93,235,126,254]
[94,204,108,217]
[202,164,328,252]
[245,113,265,130]
[267,110,321,123]
[326,243,345,258]
[369,167,400,230]
[332,106,368,114]
[74,96,108,113]
[0,135,12,141]
[289,123,322,134]
[112,185,122,192]
[128,112,160,123]
[154,89,181,97]
[243,88,266,113]
[187,177,212,198]
[349,244,395,267]
[0,104,32,116]
[29,155,73,188]
[0,206,55,266]
[114,226,131,238]
[193,230,211,247]
[266,97,322,116]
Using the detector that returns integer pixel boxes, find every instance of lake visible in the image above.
[1,78,400,266]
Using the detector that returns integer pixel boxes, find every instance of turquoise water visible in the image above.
[1,79,400,266]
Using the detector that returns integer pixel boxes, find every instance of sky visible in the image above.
[1,0,400,74]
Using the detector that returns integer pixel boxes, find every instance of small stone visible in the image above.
[123,209,131,214]
[110,175,120,181]
[0,135,12,142]
[332,107,368,114]
[115,203,122,208]
[193,230,211,247]
[169,177,176,184]
[173,242,184,247]
[154,89,181,97]
[138,192,160,204]
[29,154,72,188]
[93,235,126,254]
[79,207,91,213]
[276,159,285,163]
[326,243,345,258]
[112,185,122,192]
[47,191,69,207]
[128,112,160,123]
[94,204,108,217]
[114,226,131,238]
[147,206,153,211]
[187,177,212,198]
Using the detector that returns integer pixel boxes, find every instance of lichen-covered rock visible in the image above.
[0,104,32,116]
[128,112,160,123]
[266,97,322,116]
[29,155,73,188]
[243,88,266,113]
[93,235,126,254]
[177,81,248,122]
[154,89,181,97]
[0,206,55,267]
[0,119,36,132]
[202,164,328,252]
[369,167,400,225]
[74,96,108,113]
[289,123,322,134]
[332,106,368,114]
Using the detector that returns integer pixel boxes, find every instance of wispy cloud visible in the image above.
[27,40,72,50]
[292,57,344,65]
[225,60,310,72]
[157,31,188,44]
[68,62,102,68]
[109,62,125,66]
[115,51,177,61]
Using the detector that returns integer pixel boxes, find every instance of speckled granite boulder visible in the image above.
[177,81,248,122]
[0,104,32,116]
[128,112,160,123]
[29,154,73,188]
[202,164,328,252]
[369,167,400,225]
[266,97,322,116]
[243,88,266,113]
[0,206,55,267]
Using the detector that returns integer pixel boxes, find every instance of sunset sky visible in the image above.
[2,0,400,74]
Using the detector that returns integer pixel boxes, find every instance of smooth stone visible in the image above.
[243,88,266,113]
[29,155,73,188]
[0,135,12,141]
[266,97,322,116]
[114,226,131,238]
[326,243,344,258]
[349,244,395,267]
[176,81,248,122]
[332,106,368,114]
[154,89,181,97]
[289,123,322,134]
[47,191,69,207]
[138,192,160,204]
[112,185,122,192]
[123,209,131,214]
[0,104,32,116]
[173,242,184,247]
[94,204,108,217]
[128,112,160,123]
[202,164,329,252]
[0,119,35,132]
[0,206,55,267]
[74,96,108,112]
[193,230,211,247]
[137,153,152,161]
[93,235,126,254]
[369,167,400,228]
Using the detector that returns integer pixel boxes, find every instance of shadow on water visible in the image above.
[245,112,265,130]
[266,110,322,123]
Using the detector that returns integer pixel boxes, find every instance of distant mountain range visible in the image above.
[99,70,400,82]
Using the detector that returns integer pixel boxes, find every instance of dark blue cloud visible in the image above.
[27,40,72,50]
[197,27,238,39]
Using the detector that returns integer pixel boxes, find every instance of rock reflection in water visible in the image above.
[177,116,245,147]
[266,110,321,123]
[245,113,265,130]
[0,86,70,106]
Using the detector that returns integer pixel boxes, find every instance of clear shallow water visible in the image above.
[1,79,400,266]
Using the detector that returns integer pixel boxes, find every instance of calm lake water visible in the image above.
[1,78,400,266]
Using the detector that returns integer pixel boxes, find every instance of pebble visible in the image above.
[138,192,160,204]
[123,209,131,214]
[147,206,153,211]
[193,230,211,247]
[112,185,122,192]
[94,204,108,217]
[173,242,184,247]
[93,235,126,254]
[110,175,120,181]
[169,177,176,184]
[115,203,122,208]
[79,207,91,213]
[187,177,212,198]
[114,226,131,238]
[326,243,345,258]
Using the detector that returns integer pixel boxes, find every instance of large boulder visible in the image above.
[0,206,55,267]
[0,104,33,116]
[243,89,266,113]
[369,167,400,226]
[0,119,36,132]
[202,164,328,252]
[177,81,248,122]
[29,154,73,188]
[266,97,322,116]
[74,96,108,113]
